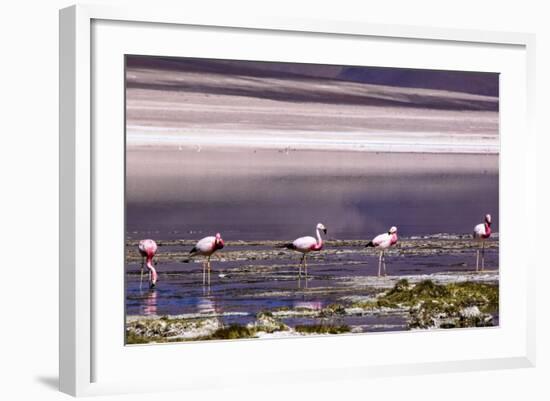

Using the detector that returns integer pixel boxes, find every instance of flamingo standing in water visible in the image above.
[138,239,158,289]
[189,233,225,285]
[365,226,398,277]
[280,223,327,280]
[473,214,492,272]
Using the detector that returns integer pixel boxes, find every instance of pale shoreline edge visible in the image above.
[126,138,500,155]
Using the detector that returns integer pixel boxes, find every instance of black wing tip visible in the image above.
[365,241,374,247]
[276,243,296,250]
[189,247,198,255]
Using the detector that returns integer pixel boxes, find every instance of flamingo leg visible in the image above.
[208,256,211,286]
[299,255,304,278]
[304,255,309,289]
[139,257,144,291]
[476,249,479,272]
[382,251,387,276]
[378,251,382,277]
[481,242,485,271]
[202,260,206,285]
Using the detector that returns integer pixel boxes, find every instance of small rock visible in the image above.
[460,306,481,319]
[247,312,289,333]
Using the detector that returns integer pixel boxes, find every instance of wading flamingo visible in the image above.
[473,214,492,272]
[365,226,398,277]
[138,239,158,289]
[189,233,225,285]
[280,223,327,280]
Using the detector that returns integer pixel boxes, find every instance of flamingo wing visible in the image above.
[192,236,216,255]
[473,223,487,239]
[292,236,317,252]
[371,233,390,247]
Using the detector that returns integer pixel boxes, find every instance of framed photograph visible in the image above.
[59,4,536,396]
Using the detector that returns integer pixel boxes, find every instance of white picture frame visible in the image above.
[59,4,536,397]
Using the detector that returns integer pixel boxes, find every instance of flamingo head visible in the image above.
[388,226,398,234]
[485,214,492,225]
[215,232,224,249]
[138,240,147,257]
[138,239,157,258]
[316,223,327,234]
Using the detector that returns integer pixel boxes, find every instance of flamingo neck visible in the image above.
[484,223,491,237]
[313,228,324,250]
[146,257,158,283]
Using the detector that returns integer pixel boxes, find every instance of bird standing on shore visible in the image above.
[473,214,492,272]
[138,239,158,289]
[280,223,327,280]
[365,226,398,277]
[189,233,225,285]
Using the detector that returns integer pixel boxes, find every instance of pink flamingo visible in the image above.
[365,226,398,277]
[189,233,225,285]
[280,223,327,279]
[138,239,158,289]
[473,214,492,272]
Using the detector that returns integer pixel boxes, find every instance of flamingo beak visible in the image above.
[323,228,327,234]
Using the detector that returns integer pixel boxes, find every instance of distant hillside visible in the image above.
[126,56,333,80]
[126,55,499,99]
[338,67,498,97]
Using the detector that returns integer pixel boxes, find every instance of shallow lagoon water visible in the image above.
[126,149,499,240]
[126,149,499,334]
[125,238,499,332]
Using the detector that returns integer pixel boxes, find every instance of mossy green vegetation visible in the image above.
[319,303,347,317]
[126,311,293,344]
[352,279,498,310]
[208,324,257,340]
[126,330,162,345]
[376,279,497,329]
[446,281,499,312]
[386,279,449,302]
[348,279,498,329]
[295,324,351,334]
[250,312,290,333]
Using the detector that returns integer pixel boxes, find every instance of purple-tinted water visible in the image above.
[126,149,499,241]
[126,149,499,331]
[125,241,499,330]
